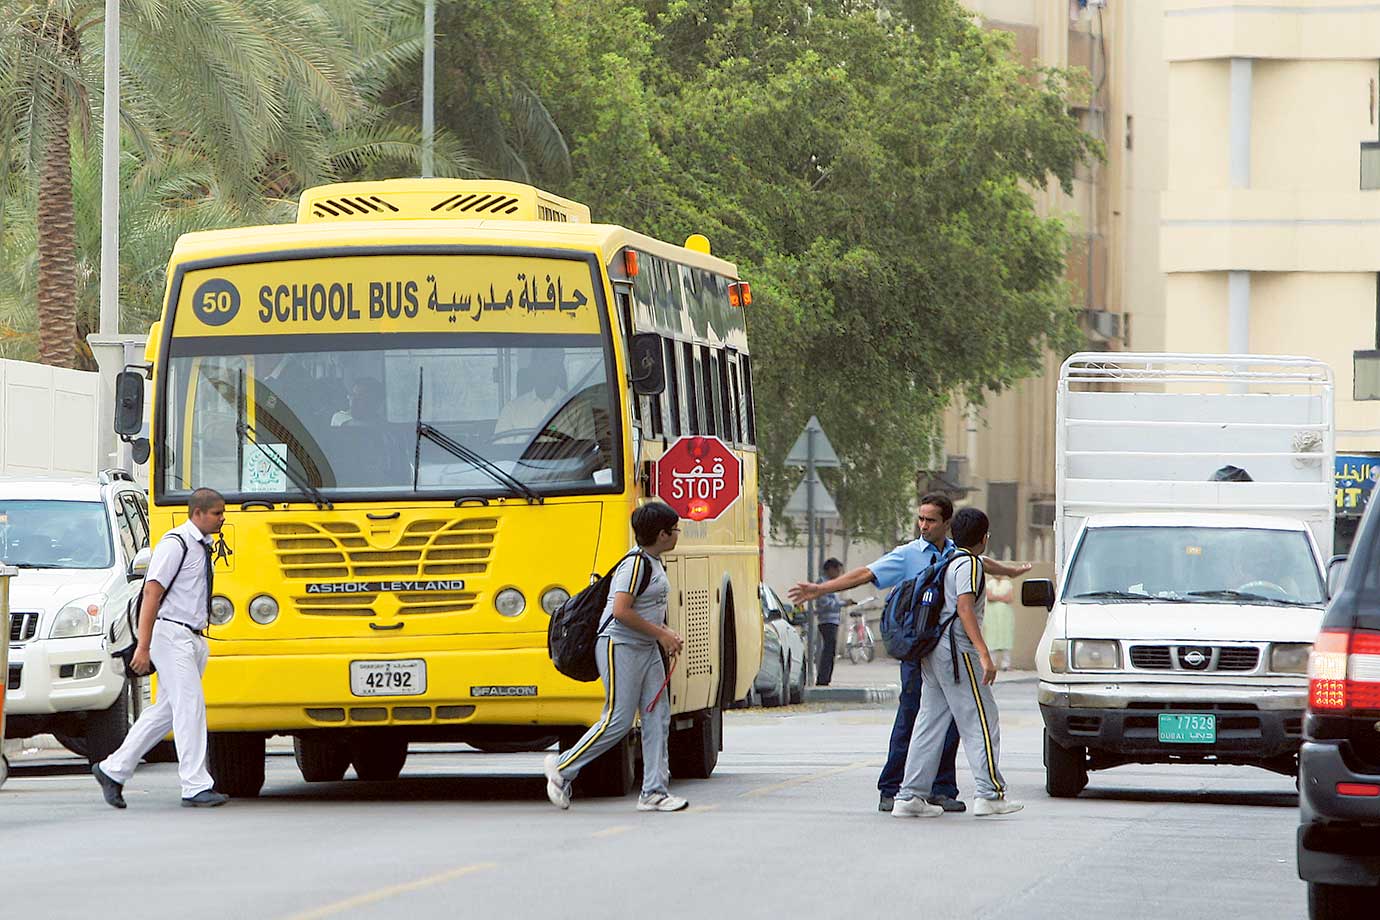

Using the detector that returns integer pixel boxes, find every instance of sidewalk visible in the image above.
[804,654,1037,704]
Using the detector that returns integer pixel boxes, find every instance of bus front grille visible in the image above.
[270,518,498,581]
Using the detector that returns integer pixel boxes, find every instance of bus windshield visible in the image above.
[160,337,620,500]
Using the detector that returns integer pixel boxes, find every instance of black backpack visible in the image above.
[109,534,189,677]
[548,550,654,682]
[880,550,983,674]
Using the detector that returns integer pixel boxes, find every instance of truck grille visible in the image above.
[1129,644,1260,672]
[8,611,38,643]
[272,518,496,617]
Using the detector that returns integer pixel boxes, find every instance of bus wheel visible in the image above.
[580,732,637,797]
[294,735,350,782]
[669,707,721,779]
[208,732,266,798]
[350,736,408,781]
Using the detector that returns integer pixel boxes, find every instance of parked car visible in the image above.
[3,472,172,763]
[752,584,805,707]
[1297,495,1380,918]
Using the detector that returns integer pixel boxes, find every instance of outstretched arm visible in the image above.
[982,558,1032,578]
[789,566,873,605]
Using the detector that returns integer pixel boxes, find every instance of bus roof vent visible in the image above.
[298,179,590,224]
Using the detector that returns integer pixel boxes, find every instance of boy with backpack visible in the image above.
[893,507,1023,818]
[545,501,688,812]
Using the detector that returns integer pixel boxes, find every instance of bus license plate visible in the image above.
[350,660,426,697]
[1158,713,1215,744]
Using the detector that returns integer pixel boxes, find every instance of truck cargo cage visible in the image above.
[1055,353,1335,570]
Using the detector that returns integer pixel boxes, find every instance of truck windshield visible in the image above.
[0,500,114,570]
[159,338,619,501]
[1064,526,1325,606]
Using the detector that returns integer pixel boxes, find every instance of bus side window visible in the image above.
[683,341,701,434]
[699,345,719,436]
[725,352,744,444]
[740,355,757,445]
[663,338,682,438]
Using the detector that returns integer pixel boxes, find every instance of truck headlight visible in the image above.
[209,595,234,625]
[1048,639,1069,674]
[495,588,526,617]
[541,587,570,615]
[49,595,106,638]
[248,595,279,625]
[1072,639,1120,670]
[1269,643,1311,674]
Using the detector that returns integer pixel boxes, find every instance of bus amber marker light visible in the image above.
[623,250,639,278]
[728,282,752,308]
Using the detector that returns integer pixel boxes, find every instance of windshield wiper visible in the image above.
[235,421,333,510]
[416,423,543,504]
[1070,590,1173,602]
[1186,589,1317,607]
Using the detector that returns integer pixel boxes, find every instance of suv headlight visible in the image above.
[1072,639,1120,670]
[1270,643,1312,674]
[49,594,107,638]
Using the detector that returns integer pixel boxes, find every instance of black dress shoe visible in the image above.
[181,789,230,807]
[92,764,126,809]
[878,794,895,813]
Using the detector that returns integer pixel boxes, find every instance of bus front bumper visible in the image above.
[203,645,605,733]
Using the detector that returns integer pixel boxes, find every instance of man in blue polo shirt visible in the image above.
[791,493,1030,813]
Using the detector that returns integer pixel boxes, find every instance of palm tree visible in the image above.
[0,1,442,368]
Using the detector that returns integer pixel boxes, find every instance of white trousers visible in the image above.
[100,619,214,798]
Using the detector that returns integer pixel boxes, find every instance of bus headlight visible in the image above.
[495,588,526,617]
[1072,639,1120,670]
[248,595,279,625]
[209,596,234,625]
[1270,643,1311,674]
[541,587,570,615]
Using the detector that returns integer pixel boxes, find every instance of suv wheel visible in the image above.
[67,679,134,764]
[1308,882,1373,919]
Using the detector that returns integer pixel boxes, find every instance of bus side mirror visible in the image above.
[1327,555,1348,600]
[628,333,666,396]
[114,371,145,437]
[1021,578,1055,611]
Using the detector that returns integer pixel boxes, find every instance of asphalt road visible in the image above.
[0,679,1304,920]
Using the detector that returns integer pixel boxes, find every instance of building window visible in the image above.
[1363,142,1380,190]
[1356,350,1380,400]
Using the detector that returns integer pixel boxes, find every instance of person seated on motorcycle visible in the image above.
[815,558,845,686]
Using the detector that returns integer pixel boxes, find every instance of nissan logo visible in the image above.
[1184,650,1207,667]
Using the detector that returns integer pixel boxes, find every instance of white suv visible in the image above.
[3,472,168,763]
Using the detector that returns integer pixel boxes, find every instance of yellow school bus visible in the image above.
[118,179,762,797]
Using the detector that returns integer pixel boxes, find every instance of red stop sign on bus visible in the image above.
[655,436,742,521]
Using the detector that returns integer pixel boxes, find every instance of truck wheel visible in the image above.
[82,680,134,763]
[1308,882,1372,919]
[350,736,408,781]
[580,732,637,797]
[208,732,266,797]
[669,707,721,779]
[1044,730,1088,798]
[294,736,350,782]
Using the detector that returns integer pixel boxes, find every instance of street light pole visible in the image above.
[99,0,120,336]
[804,424,817,687]
[421,0,435,178]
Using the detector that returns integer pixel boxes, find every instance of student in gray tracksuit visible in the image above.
[893,507,1024,818]
[545,501,690,812]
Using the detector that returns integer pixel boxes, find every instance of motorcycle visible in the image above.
[844,596,877,664]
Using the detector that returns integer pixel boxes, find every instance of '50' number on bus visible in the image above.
[190,278,241,327]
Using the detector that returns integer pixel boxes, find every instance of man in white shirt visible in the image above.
[93,488,230,808]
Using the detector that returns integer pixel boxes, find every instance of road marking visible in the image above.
[280,862,497,920]
[739,761,868,799]
[591,824,633,838]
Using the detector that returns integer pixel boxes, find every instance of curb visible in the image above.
[803,686,900,704]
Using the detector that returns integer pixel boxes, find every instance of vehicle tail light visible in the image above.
[1308,628,1380,712]
[1336,783,1380,797]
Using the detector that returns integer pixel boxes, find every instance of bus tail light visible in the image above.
[728,282,752,308]
[1309,628,1380,711]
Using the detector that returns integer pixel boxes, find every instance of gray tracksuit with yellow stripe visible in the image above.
[897,551,1009,802]
[554,548,671,798]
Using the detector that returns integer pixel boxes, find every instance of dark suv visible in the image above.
[1297,494,1380,917]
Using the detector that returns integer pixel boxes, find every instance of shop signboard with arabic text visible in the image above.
[655,436,742,521]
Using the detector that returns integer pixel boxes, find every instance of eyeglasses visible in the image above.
[670,527,681,533]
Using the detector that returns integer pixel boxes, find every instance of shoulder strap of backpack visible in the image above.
[154,534,190,608]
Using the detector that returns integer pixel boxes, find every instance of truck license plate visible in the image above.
[1158,713,1215,744]
[350,659,426,697]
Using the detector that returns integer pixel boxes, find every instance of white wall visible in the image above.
[0,359,99,478]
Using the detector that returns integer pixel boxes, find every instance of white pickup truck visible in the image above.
[1023,353,1333,796]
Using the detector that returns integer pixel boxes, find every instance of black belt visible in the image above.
[161,619,205,636]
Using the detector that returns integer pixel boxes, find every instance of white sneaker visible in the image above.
[973,797,1024,817]
[891,797,944,818]
[636,792,689,812]
[544,753,570,810]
